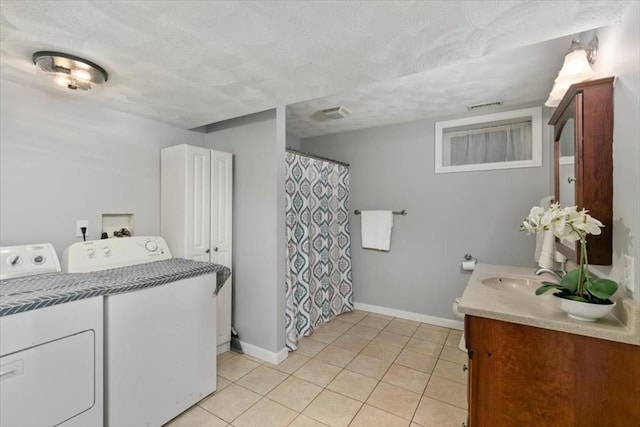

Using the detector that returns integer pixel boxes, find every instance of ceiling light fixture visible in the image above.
[545,37,598,107]
[32,51,108,91]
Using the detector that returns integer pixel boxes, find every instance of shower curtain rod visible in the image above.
[286,148,350,167]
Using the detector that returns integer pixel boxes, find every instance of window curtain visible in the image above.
[285,152,353,351]
[444,121,532,166]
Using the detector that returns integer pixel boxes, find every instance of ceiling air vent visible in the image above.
[467,101,503,111]
[320,106,351,119]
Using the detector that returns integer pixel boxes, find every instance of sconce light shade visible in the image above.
[544,95,562,107]
[545,37,598,107]
[32,51,108,91]
[549,80,573,99]
[556,49,595,83]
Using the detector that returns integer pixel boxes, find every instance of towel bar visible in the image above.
[354,209,407,216]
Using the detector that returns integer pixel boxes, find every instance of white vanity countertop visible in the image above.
[458,263,640,346]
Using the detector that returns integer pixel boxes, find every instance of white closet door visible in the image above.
[185,146,211,261]
[210,149,233,351]
[210,150,232,267]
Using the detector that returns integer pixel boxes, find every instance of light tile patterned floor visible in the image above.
[165,310,468,427]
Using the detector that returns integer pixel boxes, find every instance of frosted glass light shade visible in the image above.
[33,51,108,91]
[546,38,597,107]
[556,49,594,82]
[545,94,562,107]
[549,80,572,99]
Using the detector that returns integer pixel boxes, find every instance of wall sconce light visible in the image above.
[32,51,108,91]
[545,37,598,107]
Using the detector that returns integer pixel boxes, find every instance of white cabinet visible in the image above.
[161,144,233,353]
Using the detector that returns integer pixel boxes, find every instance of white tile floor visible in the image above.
[165,310,468,427]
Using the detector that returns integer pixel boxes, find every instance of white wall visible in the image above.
[0,79,204,257]
[591,2,640,300]
[301,102,552,320]
[204,110,286,355]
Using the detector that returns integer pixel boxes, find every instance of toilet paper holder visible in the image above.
[462,253,478,271]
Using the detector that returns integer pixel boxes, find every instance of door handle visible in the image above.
[213,247,219,252]
[205,249,210,254]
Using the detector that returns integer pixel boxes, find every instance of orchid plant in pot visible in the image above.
[521,203,618,321]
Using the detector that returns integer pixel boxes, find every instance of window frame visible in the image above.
[434,107,543,174]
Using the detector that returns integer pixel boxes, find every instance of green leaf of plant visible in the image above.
[585,278,619,300]
[535,283,565,295]
[541,281,560,287]
[560,269,580,293]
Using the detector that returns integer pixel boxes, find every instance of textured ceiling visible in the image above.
[287,35,576,138]
[0,1,632,134]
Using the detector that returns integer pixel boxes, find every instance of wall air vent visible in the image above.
[320,106,351,119]
[467,101,503,111]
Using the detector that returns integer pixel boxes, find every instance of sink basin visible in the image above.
[480,276,542,294]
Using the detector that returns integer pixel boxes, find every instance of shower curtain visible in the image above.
[285,152,353,350]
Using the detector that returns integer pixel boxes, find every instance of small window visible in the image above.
[435,107,542,173]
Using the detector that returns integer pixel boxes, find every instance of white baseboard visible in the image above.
[236,303,462,365]
[217,342,230,355]
[239,340,289,365]
[354,302,464,331]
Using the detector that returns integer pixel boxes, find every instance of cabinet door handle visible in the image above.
[205,249,210,254]
[213,247,219,252]
[0,368,18,379]
[462,364,468,372]
[568,176,577,183]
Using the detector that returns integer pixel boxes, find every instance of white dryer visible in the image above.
[0,243,103,427]
[63,236,218,427]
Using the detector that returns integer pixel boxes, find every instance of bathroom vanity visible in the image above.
[465,316,638,426]
[458,264,640,427]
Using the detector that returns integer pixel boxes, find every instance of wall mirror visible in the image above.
[557,118,576,251]
[549,77,614,265]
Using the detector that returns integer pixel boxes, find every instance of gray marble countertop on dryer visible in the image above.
[458,263,640,346]
[0,258,231,317]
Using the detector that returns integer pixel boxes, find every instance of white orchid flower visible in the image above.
[574,210,604,234]
[520,220,536,234]
[529,206,545,224]
[520,204,604,240]
[520,203,616,303]
[585,215,604,235]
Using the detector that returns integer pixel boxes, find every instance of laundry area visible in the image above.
[0,236,230,426]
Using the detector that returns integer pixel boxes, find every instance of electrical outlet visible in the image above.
[624,255,635,292]
[76,220,88,238]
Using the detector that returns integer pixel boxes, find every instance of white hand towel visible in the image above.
[361,210,394,251]
[536,229,555,269]
[534,195,554,263]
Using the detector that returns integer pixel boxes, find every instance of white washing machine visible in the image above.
[0,243,103,427]
[63,236,218,427]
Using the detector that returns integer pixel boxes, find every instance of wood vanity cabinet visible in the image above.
[549,77,614,265]
[465,315,640,427]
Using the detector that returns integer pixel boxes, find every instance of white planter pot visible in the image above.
[553,294,616,322]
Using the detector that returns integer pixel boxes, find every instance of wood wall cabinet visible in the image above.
[549,77,614,265]
[465,315,640,427]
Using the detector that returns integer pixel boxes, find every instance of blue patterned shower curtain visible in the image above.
[285,152,353,351]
